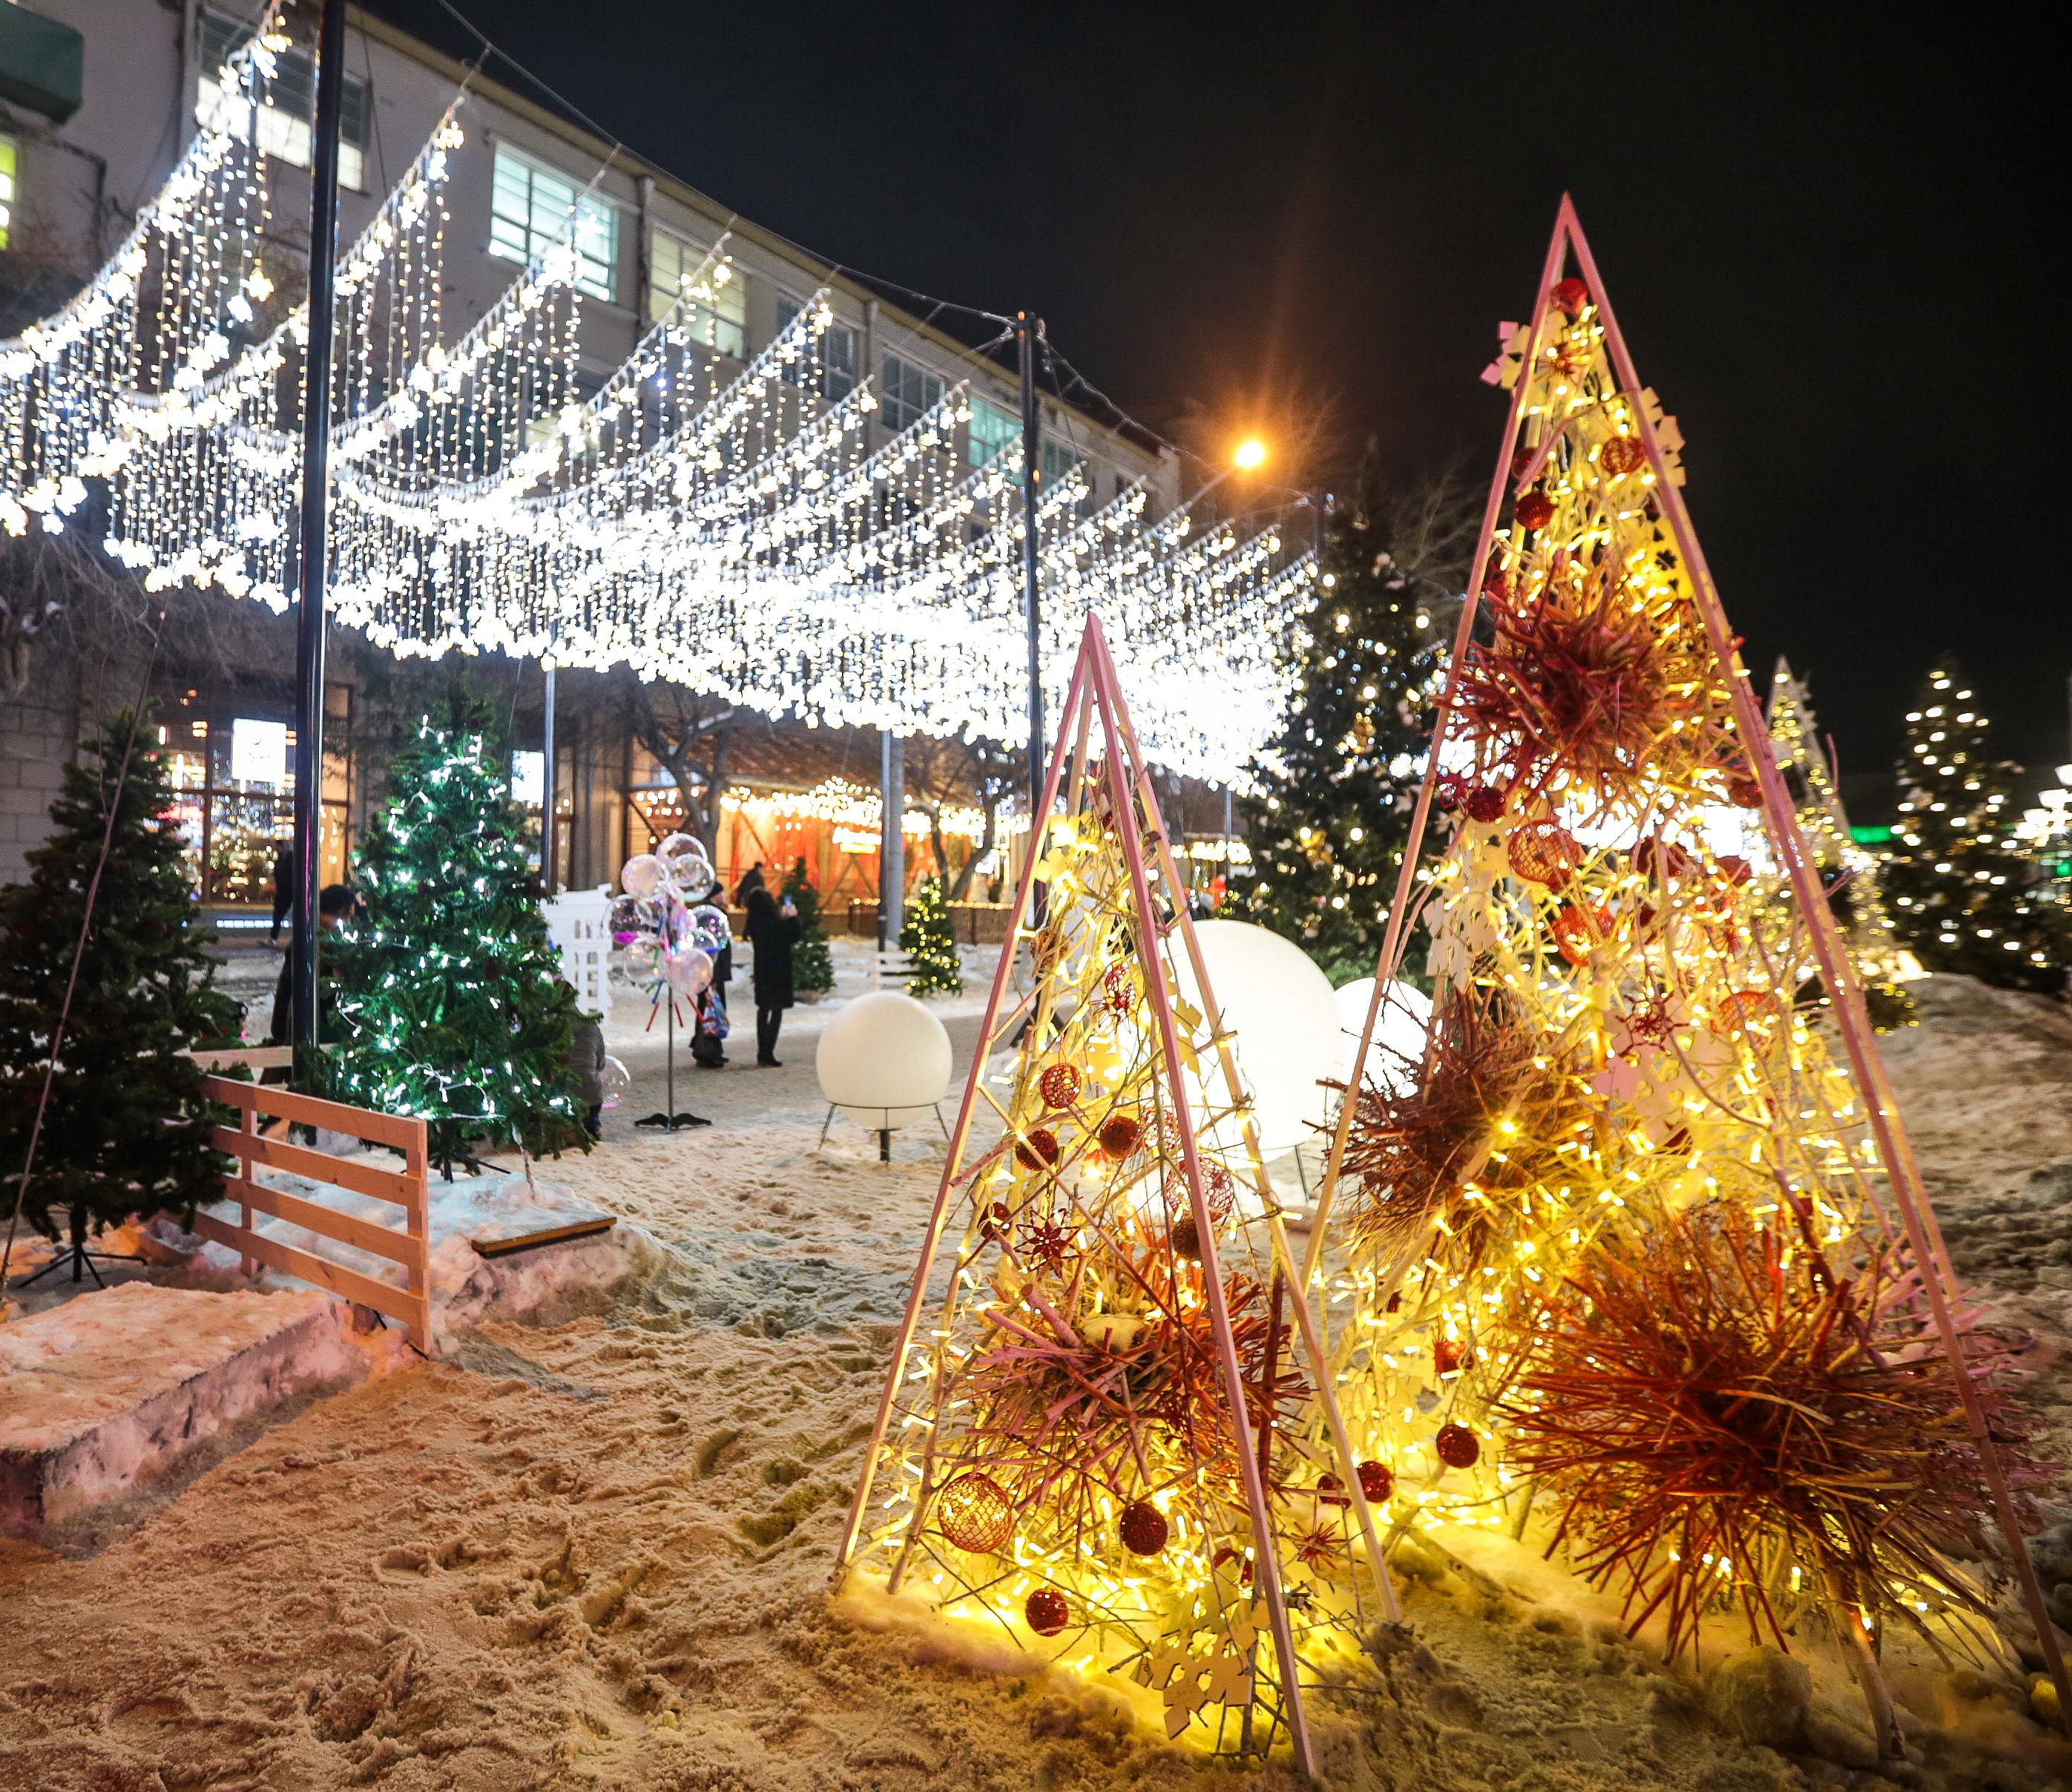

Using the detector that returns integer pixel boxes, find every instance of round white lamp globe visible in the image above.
[1175,920,1342,1156]
[1333,977,1433,1090]
[816,991,955,1130]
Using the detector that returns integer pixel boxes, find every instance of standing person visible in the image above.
[733,861,767,908]
[565,988,606,1138]
[269,843,295,943]
[743,884,800,1067]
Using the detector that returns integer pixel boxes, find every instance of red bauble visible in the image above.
[936,1472,1016,1553]
[1433,775,1467,815]
[1357,1460,1395,1503]
[1550,276,1589,315]
[1631,837,1692,880]
[1435,1423,1481,1469]
[1119,1500,1170,1557]
[1025,1588,1070,1636]
[1013,1127,1061,1170]
[1600,434,1647,476]
[1551,904,1612,966]
[1317,1473,1349,1507]
[1203,1161,1237,1221]
[1482,562,1512,601]
[1102,962,1138,1016]
[1711,988,1784,1040]
[1099,1115,1143,1160]
[1726,775,1764,810]
[1433,1338,1469,1376]
[1513,490,1556,532]
[1464,784,1507,824]
[1039,1063,1082,1109]
[1715,854,1753,887]
[1506,819,1582,888]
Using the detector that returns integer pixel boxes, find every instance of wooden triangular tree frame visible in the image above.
[835,614,1397,1776]
[1307,196,2069,1717]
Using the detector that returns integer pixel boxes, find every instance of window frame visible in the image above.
[879,349,947,435]
[774,295,858,401]
[196,9,369,191]
[487,142,621,305]
[967,395,1019,468]
[649,227,746,355]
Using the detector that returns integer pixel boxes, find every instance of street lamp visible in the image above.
[1233,436,1269,472]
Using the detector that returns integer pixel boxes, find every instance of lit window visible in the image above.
[489,145,619,303]
[1042,437,1093,513]
[197,10,367,191]
[0,136,15,251]
[968,396,1019,467]
[775,297,857,400]
[880,351,945,433]
[650,229,743,355]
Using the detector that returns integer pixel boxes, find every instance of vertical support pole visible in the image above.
[289,0,346,1069]
[1017,312,1045,819]
[541,660,558,894]
[881,733,906,953]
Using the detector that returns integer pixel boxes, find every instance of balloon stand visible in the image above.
[634,998,710,1132]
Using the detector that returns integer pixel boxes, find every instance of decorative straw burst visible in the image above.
[1498,1201,2045,1661]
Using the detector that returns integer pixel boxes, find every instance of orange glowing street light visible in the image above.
[1233,436,1269,471]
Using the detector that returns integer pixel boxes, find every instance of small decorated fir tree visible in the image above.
[900,875,961,996]
[785,856,835,994]
[327,688,590,1175]
[0,704,238,1272]
[1243,453,1460,983]
[1884,658,2068,994]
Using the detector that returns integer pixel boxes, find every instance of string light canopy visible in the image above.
[6,21,1312,784]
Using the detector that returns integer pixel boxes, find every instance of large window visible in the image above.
[967,395,1018,468]
[197,10,367,191]
[1043,438,1093,516]
[880,351,945,434]
[489,145,618,303]
[0,137,16,252]
[774,296,857,400]
[650,229,745,356]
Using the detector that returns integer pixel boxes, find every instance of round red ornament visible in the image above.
[1433,1338,1469,1376]
[1203,1160,1237,1221]
[1317,1473,1349,1507]
[1513,490,1556,532]
[1599,434,1646,476]
[1714,854,1753,887]
[1435,1423,1481,1469]
[1102,962,1138,1017]
[1464,784,1507,824]
[1506,819,1582,888]
[1098,1115,1143,1160]
[936,1472,1016,1554]
[1170,1213,1203,1262]
[1356,1460,1395,1503]
[1119,1500,1169,1557]
[1013,1126,1061,1170]
[1726,775,1764,810]
[1551,904,1612,966]
[1025,1588,1070,1636]
[1433,775,1467,815]
[1482,561,1512,601]
[1550,276,1589,315]
[1631,837,1691,879]
[1711,988,1784,1040]
[1038,1063,1082,1109]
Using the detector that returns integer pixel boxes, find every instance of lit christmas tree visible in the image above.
[899,874,961,996]
[1243,452,1455,982]
[0,705,240,1277]
[327,689,590,1177]
[1884,658,2068,994]
[1766,660,1915,1028]
[784,855,834,994]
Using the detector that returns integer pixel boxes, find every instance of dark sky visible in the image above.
[375,0,2062,799]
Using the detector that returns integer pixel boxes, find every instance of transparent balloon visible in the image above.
[620,936,662,982]
[662,945,714,996]
[657,832,712,890]
[599,1055,631,1109]
[609,894,659,940]
[620,853,665,900]
[688,904,731,955]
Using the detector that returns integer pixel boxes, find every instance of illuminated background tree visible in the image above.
[899,874,961,996]
[1242,455,1470,982]
[783,856,835,995]
[1884,658,2068,994]
[0,705,237,1276]
[327,689,589,1176]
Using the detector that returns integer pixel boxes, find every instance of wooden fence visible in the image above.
[187,1049,433,1352]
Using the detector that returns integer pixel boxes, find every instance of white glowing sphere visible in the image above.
[1174,919,1341,1155]
[621,853,664,899]
[817,991,954,1128]
[1333,977,1433,1090]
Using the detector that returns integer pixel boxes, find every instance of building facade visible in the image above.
[1,0,1180,912]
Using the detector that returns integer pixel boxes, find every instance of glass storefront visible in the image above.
[155,682,353,918]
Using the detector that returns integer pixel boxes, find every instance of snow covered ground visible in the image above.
[4,974,2072,1792]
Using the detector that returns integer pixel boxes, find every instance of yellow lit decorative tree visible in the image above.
[835,617,1395,1776]
[1310,200,2062,1762]
[1766,659,1915,1028]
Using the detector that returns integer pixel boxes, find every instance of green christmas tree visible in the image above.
[1242,453,1460,983]
[1884,657,2068,994]
[900,875,961,996]
[785,855,835,994]
[327,689,589,1176]
[0,704,239,1275]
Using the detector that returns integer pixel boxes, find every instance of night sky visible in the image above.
[375,0,2061,804]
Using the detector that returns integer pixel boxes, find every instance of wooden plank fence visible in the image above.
[187,1060,433,1352]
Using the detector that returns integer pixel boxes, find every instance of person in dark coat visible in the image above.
[269,844,295,943]
[565,994,607,1137]
[743,884,800,1067]
[268,882,358,1044]
[733,861,767,907]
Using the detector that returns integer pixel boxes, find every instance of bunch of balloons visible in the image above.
[612,832,724,1000]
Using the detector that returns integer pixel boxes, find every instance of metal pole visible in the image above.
[290,0,347,1066]
[884,734,906,949]
[1016,313,1045,819]
[541,662,557,893]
